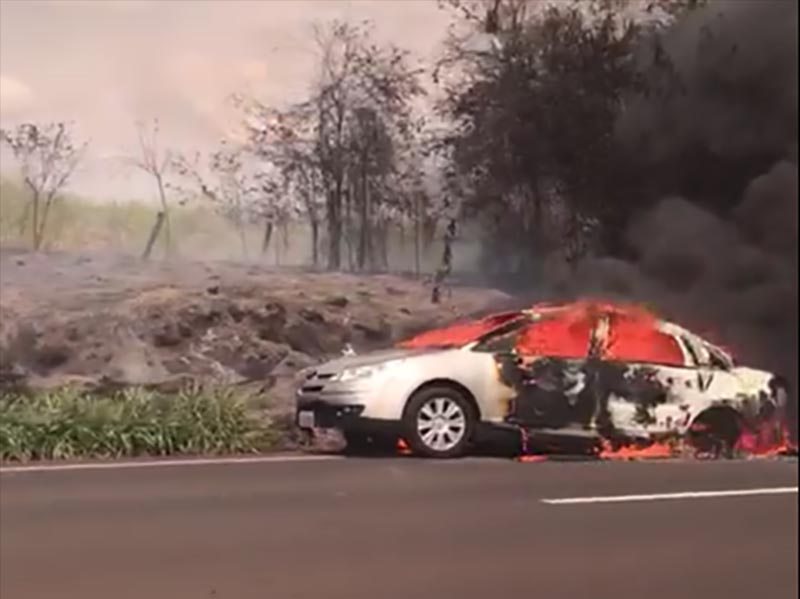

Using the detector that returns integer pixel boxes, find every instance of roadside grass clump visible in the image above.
[0,386,281,462]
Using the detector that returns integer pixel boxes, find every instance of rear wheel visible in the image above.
[403,385,476,458]
[688,407,742,458]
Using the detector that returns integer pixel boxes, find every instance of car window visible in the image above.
[514,313,596,359]
[705,343,734,370]
[398,311,523,350]
[602,315,686,367]
[678,335,704,367]
[678,332,724,368]
[471,317,529,353]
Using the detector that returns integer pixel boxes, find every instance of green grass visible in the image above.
[0,387,283,462]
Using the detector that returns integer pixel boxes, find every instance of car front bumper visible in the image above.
[294,400,401,435]
[295,400,365,428]
[295,373,399,432]
[294,364,411,424]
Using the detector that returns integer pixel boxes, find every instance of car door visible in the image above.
[500,309,600,430]
[596,313,704,436]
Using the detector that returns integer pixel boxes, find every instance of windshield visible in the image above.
[471,316,532,353]
[397,312,525,350]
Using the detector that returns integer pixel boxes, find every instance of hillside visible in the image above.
[0,250,510,415]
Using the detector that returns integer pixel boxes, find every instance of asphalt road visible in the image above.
[1,456,797,599]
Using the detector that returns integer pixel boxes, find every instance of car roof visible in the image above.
[397,300,735,362]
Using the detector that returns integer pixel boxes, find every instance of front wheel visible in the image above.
[403,386,476,458]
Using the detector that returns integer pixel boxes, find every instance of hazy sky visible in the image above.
[0,0,452,200]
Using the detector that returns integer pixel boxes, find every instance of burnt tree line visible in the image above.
[4,0,769,287]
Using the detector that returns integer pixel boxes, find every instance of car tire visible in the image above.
[402,385,476,458]
[688,407,742,458]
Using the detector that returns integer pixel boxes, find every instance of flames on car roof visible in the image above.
[397,299,668,351]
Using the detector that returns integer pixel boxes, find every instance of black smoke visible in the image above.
[568,0,797,433]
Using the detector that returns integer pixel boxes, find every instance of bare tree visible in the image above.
[305,20,423,270]
[0,122,88,251]
[237,21,423,273]
[396,146,437,278]
[239,100,326,267]
[275,148,324,267]
[251,166,298,263]
[130,119,174,258]
[172,140,293,262]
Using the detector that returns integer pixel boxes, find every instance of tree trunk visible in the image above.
[432,213,456,304]
[281,221,291,264]
[142,211,166,261]
[237,222,248,260]
[344,184,356,272]
[310,219,319,268]
[326,184,342,270]
[262,220,274,256]
[154,173,172,257]
[382,222,389,270]
[34,194,58,252]
[31,192,41,251]
[275,222,283,266]
[17,202,30,237]
[357,170,369,272]
[413,193,421,278]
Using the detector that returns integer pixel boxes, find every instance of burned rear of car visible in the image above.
[406,301,792,457]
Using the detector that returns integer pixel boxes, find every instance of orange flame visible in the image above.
[597,440,676,460]
[396,438,411,455]
[518,455,550,463]
[735,418,796,457]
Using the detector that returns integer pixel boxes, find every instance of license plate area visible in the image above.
[297,410,315,429]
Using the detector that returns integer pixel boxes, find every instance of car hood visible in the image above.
[315,347,448,374]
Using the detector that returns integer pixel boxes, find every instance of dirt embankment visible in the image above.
[0,251,510,413]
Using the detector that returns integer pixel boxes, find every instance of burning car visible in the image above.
[295,300,791,459]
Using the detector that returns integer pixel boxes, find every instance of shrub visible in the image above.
[0,387,280,462]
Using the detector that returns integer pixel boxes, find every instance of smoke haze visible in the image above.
[0,0,449,200]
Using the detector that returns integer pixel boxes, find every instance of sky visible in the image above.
[0,0,453,201]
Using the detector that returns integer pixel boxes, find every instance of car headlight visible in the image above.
[333,360,400,382]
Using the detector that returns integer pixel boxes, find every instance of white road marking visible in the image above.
[542,487,799,505]
[0,454,342,474]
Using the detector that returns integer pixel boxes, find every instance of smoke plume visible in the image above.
[570,0,797,430]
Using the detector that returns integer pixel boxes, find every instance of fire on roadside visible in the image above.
[735,419,796,458]
[596,440,676,460]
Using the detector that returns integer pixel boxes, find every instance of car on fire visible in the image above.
[295,300,790,458]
